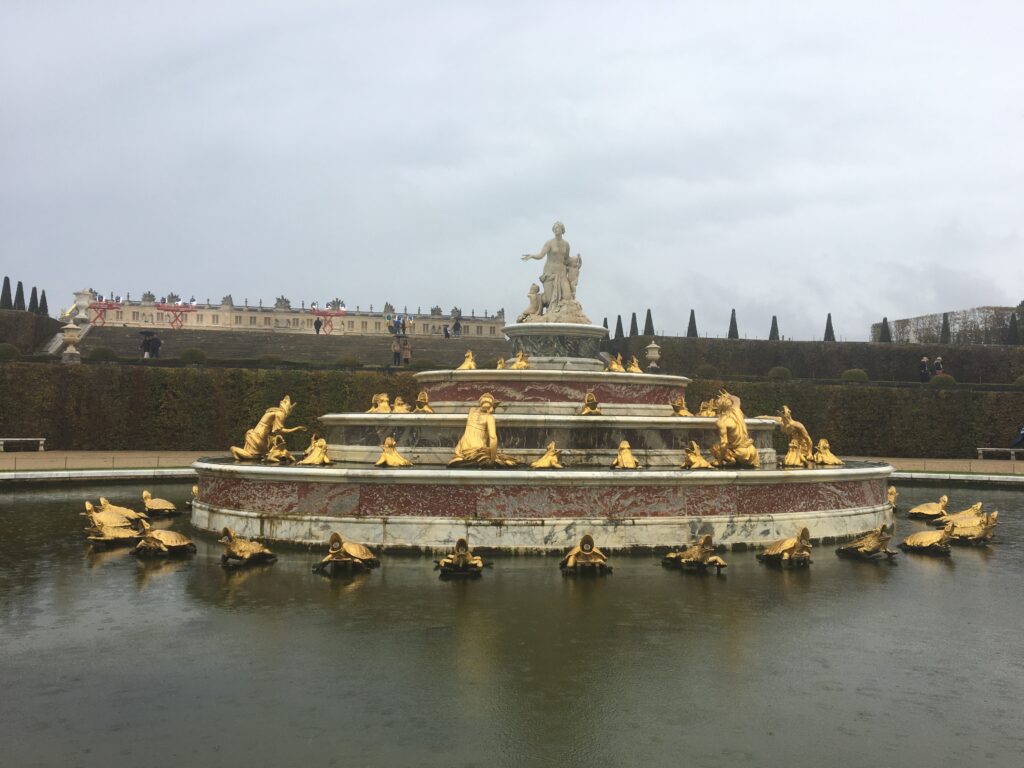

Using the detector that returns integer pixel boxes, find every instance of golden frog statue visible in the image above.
[948,510,999,546]
[219,528,277,567]
[496,357,506,369]
[777,405,814,468]
[604,353,625,372]
[579,392,602,416]
[375,436,413,467]
[835,524,898,560]
[435,538,487,578]
[696,399,717,417]
[312,532,380,576]
[611,440,640,469]
[625,356,643,373]
[670,395,692,417]
[662,534,727,572]
[391,396,412,413]
[133,520,197,558]
[264,434,294,464]
[899,524,953,556]
[906,494,948,521]
[142,490,177,516]
[813,439,844,466]
[710,390,759,468]
[297,433,332,466]
[448,393,518,467]
[757,527,813,567]
[683,441,713,469]
[509,350,530,369]
[560,534,611,575]
[887,486,899,514]
[530,441,563,468]
[414,391,434,413]
[456,351,477,370]
[367,393,392,413]
[230,395,306,461]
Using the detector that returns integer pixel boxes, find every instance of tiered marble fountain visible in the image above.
[192,223,892,550]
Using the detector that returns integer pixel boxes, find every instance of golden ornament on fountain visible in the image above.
[132,520,197,558]
[219,528,277,567]
[186,485,198,508]
[99,497,148,522]
[757,528,813,567]
[670,395,692,417]
[509,349,530,369]
[560,534,611,575]
[530,441,563,468]
[835,524,898,560]
[906,494,948,521]
[414,391,434,413]
[813,439,844,466]
[939,505,999,545]
[448,393,518,467]
[899,524,953,556]
[579,392,602,416]
[611,440,640,469]
[604,353,625,372]
[887,486,899,514]
[496,357,506,369]
[375,436,413,467]
[697,399,717,417]
[625,355,643,373]
[83,500,136,530]
[366,393,392,413]
[456,351,477,370]
[312,532,380,576]
[662,534,727,572]
[141,490,178,516]
[929,501,982,528]
[777,405,814,468]
[683,441,713,469]
[263,434,294,464]
[297,433,332,466]
[230,395,306,461]
[435,538,487,578]
[391,396,412,413]
[710,390,760,468]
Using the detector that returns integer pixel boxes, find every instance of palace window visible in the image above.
[196,314,203,323]
[264,317,271,326]
[212,315,219,325]
[249,316,256,325]
[132,311,139,321]
[347,320,354,330]
[476,326,482,335]
[374,321,381,331]
[361,321,368,331]
[489,326,495,335]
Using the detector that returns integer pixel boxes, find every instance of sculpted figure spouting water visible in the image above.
[230,395,306,461]
[710,390,759,468]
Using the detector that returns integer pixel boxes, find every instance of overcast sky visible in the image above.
[2,1,1022,339]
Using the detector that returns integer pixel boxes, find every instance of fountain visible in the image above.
[191,222,893,550]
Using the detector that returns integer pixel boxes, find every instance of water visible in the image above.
[1,482,1022,768]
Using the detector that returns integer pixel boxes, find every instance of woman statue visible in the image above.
[521,221,573,310]
[230,395,305,461]
[448,393,518,467]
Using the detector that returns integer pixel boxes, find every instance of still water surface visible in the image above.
[1,483,1022,768]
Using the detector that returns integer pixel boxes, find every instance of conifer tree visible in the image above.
[769,316,780,341]
[38,290,49,316]
[28,287,38,314]
[0,277,11,309]
[686,309,698,338]
[643,308,654,336]
[727,309,739,339]
[824,313,836,342]
[602,317,608,329]
[13,281,25,311]
[940,312,951,344]
[1008,312,1020,345]
[629,312,639,337]
[614,315,624,340]
[879,317,892,343]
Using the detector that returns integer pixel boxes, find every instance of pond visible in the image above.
[1,482,1021,768]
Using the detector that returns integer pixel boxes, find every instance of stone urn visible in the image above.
[61,322,82,365]
[645,340,661,370]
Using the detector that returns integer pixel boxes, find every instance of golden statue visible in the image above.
[219,528,277,567]
[133,520,197,557]
[670,395,692,417]
[710,390,760,468]
[83,500,136,531]
[496,357,506,369]
[579,392,602,416]
[757,528,813,567]
[777,405,813,468]
[231,395,306,461]
[531,441,563,468]
[605,353,625,372]
[312,532,380,575]
[414,391,434,413]
[929,501,982,528]
[375,436,413,467]
[187,484,198,508]
[435,538,487,578]
[835,524,898,560]
[949,511,999,546]
[367,393,392,413]
[611,440,640,469]
[560,534,611,575]
[906,494,949,521]
[510,349,530,369]
[899,524,953,556]
[813,439,844,466]
[141,490,178,516]
[683,441,713,469]
[297,433,332,465]
[662,534,727,572]
[448,393,518,467]
[697,399,717,417]
[456,351,477,370]
[887,486,899,514]
[626,356,643,373]
[87,522,143,548]
[264,434,294,463]
[98,497,147,522]
[392,396,412,413]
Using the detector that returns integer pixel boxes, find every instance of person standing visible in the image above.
[932,356,944,376]
[1009,424,1024,449]
[314,317,322,335]
[401,336,412,366]
[151,334,162,359]
[391,337,401,367]
[443,324,450,339]
[919,356,930,383]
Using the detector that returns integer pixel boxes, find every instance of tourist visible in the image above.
[151,333,162,358]
[314,317,322,335]
[401,336,412,366]
[391,337,401,367]
[932,356,944,376]
[919,356,930,383]
[453,319,462,337]
[443,324,450,339]
[1010,424,1024,449]
[401,317,407,334]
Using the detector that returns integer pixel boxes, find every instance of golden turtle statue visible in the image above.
[435,538,487,579]
[899,524,953,556]
[133,521,197,558]
[219,528,277,568]
[948,511,999,546]
[312,532,380,576]
[929,501,982,528]
[82,500,136,531]
[142,490,178,516]
[662,534,728,573]
[560,534,612,575]
[85,503,144,548]
[906,494,948,521]
[757,527,813,567]
[99,496,148,522]
[835,524,898,560]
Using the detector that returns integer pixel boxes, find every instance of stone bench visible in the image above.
[976,447,1021,460]
[0,438,46,452]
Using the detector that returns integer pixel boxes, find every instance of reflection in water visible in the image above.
[0,482,1022,767]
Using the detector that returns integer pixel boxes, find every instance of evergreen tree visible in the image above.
[940,312,951,344]
[0,277,11,309]
[38,290,49,316]
[629,312,639,337]
[727,309,739,339]
[13,281,25,311]
[686,309,698,338]
[769,316,780,341]
[1008,312,1020,345]
[879,317,892,343]
[642,308,654,336]
[602,317,608,330]
[824,313,836,342]
[28,287,38,314]
[614,315,624,340]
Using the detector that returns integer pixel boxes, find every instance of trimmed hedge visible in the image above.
[841,368,869,382]
[0,342,20,361]
[766,366,792,381]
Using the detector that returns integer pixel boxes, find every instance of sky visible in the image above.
[2,0,1023,340]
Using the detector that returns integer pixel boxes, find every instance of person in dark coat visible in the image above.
[932,356,944,376]
[919,356,930,382]
[314,317,322,335]
[1010,424,1024,449]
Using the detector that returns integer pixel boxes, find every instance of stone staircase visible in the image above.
[76,326,511,366]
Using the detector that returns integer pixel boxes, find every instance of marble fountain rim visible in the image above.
[412,369,692,387]
[318,413,779,428]
[501,321,609,335]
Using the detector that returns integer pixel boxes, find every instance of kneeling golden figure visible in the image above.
[376,436,413,467]
[435,538,487,578]
[683,441,713,469]
[906,494,948,521]
[448,393,518,467]
[219,528,277,568]
[813,439,844,466]
[231,395,305,461]
[611,440,640,469]
[899,524,953,556]
[560,534,612,575]
[757,528,813,567]
[531,441,563,468]
[710,390,760,469]
[835,524,898,560]
[312,532,380,576]
[662,534,727,573]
